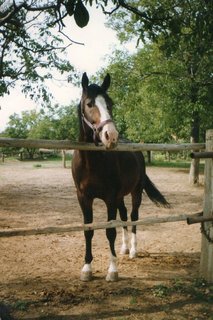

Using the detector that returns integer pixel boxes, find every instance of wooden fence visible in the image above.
[0,137,205,152]
[199,130,213,283]
[0,132,212,282]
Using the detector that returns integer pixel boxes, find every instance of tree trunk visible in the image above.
[147,151,152,164]
[62,150,66,168]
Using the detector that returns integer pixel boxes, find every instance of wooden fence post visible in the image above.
[62,150,66,168]
[200,129,213,282]
[189,136,200,185]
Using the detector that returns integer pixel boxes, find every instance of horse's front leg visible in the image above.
[78,193,94,281]
[106,203,118,282]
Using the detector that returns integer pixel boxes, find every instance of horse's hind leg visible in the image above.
[118,199,129,255]
[106,202,118,282]
[130,189,142,259]
[78,193,94,281]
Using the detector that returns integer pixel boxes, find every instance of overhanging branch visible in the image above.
[0,1,64,27]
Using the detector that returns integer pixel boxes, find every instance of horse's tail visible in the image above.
[144,174,170,208]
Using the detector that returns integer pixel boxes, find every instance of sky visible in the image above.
[0,6,136,132]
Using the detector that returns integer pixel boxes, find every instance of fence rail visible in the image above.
[0,133,212,282]
[0,212,203,238]
[191,152,213,159]
[0,138,206,152]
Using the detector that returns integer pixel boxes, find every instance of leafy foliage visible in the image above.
[0,0,88,101]
[74,0,90,27]
[1,103,79,157]
[29,104,79,140]
[106,0,213,143]
[0,0,212,146]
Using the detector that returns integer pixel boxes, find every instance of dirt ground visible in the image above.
[0,159,212,320]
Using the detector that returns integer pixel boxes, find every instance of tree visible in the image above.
[3,109,42,158]
[4,109,41,138]
[106,0,213,183]
[30,104,79,140]
[0,0,86,101]
[1,0,193,100]
[97,46,180,143]
[107,0,213,137]
[1,103,79,158]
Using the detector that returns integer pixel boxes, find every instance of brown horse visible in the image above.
[72,73,169,282]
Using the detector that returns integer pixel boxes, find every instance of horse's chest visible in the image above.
[79,169,115,192]
[75,162,119,199]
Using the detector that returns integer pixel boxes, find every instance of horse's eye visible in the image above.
[87,102,93,108]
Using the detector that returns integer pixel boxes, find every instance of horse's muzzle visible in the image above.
[105,141,118,150]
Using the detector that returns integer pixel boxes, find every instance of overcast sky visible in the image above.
[0,6,136,131]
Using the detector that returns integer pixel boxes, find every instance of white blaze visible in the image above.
[95,95,118,148]
[95,95,111,122]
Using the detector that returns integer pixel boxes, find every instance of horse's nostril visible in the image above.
[105,131,109,140]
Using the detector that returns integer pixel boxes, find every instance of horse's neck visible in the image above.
[78,116,93,144]
[78,132,103,170]
[77,109,102,167]
[79,130,93,144]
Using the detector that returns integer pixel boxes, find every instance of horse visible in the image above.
[71,72,170,282]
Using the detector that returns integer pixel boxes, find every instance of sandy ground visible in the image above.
[0,159,212,320]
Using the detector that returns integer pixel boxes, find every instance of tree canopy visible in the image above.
[3,103,78,140]
[106,0,213,143]
[0,0,148,101]
[1,0,212,145]
[0,2,76,103]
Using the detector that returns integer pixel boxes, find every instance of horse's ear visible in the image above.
[82,72,89,90]
[101,73,111,92]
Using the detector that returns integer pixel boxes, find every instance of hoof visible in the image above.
[80,271,92,282]
[106,272,119,282]
[120,247,129,255]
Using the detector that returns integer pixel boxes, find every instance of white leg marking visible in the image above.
[106,255,118,282]
[129,233,137,259]
[82,263,92,273]
[81,263,92,281]
[120,228,129,255]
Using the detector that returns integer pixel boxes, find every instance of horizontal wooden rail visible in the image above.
[187,215,213,225]
[190,152,213,159]
[0,212,203,238]
[0,138,205,152]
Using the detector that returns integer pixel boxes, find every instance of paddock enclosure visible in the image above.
[0,134,213,319]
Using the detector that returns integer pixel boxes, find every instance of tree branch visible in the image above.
[59,29,85,46]
[100,3,120,15]
[0,1,64,27]
[118,0,170,23]
[118,0,152,21]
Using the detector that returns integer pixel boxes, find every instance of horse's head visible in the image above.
[80,72,118,149]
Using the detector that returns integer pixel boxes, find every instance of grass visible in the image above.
[1,153,205,173]
[151,278,213,301]
[147,160,191,168]
[147,159,205,172]
[33,164,42,168]
[12,300,29,311]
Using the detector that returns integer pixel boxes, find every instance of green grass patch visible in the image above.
[33,164,42,168]
[151,278,213,302]
[147,159,205,171]
[13,300,29,311]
